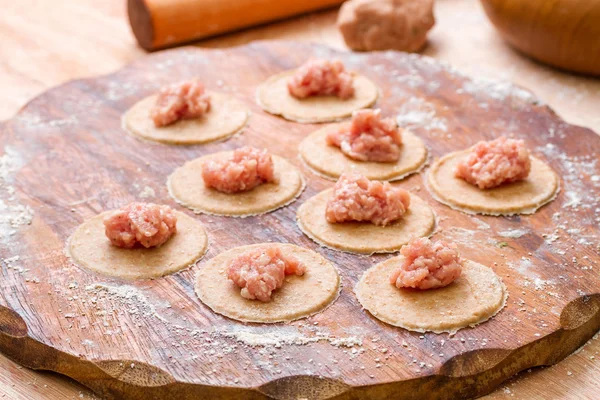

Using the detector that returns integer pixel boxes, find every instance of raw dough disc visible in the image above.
[195,243,340,323]
[122,92,249,145]
[256,70,379,123]
[297,189,436,254]
[168,152,305,217]
[427,150,560,215]
[299,124,428,181]
[68,211,208,280]
[356,259,507,334]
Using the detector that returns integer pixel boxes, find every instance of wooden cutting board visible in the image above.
[0,41,599,400]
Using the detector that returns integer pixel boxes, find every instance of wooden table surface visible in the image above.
[1,0,598,399]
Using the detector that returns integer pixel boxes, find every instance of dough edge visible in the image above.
[194,243,341,323]
[299,125,429,181]
[66,210,209,280]
[122,92,250,145]
[256,71,379,123]
[427,151,560,216]
[355,259,508,334]
[167,154,306,218]
[296,190,437,255]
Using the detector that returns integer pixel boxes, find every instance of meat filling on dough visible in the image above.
[455,136,531,189]
[389,238,462,290]
[226,245,307,302]
[325,173,411,226]
[287,59,355,100]
[151,78,211,127]
[202,146,276,194]
[326,109,402,162]
[103,202,178,249]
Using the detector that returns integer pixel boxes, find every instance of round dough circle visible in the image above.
[427,150,560,215]
[297,189,436,254]
[168,152,305,217]
[256,70,379,123]
[356,259,507,334]
[68,211,208,280]
[122,92,249,145]
[299,124,428,181]
[195,243,340,323]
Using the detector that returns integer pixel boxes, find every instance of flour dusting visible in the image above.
[138,186,156,199]
[0,146,34,239]
[461,77,539,105]
[498,228,529,238]
[217,326,363,348]
[85,283,166,322]
[396,97,447,132]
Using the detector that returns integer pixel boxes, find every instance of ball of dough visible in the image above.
[337,0,435,52]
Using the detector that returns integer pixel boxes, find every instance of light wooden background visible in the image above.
[1,0,599,399]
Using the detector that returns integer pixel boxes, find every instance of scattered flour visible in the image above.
[138,186,155,199]
[563,191,582,208]
[15,113,79,129]
[498,228,530,238]
[461,76,539,105]
[216,326,363,348]
[535,142,599,254]
[85,283,166,322]
[396,97,447,132]
[0,146,34,239]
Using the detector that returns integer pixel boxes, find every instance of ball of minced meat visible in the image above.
[337,0,435,52]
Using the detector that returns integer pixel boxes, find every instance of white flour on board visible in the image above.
[216,325,363,348]
[85,283,167,322]
[0,146,34,240]
[396,97,448,133]
[498,228,530,238]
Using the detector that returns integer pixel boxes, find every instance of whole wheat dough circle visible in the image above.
[427,150,560,215]
[122,92,249,145]
[356,259,507,334]
[256,71,379,123]
[68,211,208,280]
[299,124,428,181]
[168,152,305,217]
[297,189,436,254]
[195,243,340,323]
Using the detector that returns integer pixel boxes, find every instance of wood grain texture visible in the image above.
[1,1,600,399]
[0,40,599,399]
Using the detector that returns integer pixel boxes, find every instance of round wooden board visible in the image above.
[0,41,599,400]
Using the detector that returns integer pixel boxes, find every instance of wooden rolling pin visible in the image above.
[128,0,345,51]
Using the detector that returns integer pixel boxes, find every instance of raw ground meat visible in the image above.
[326,109,402,162]
[151,78,211,127]
[455,136,531,189]
[226,245,306,302]
[103,202,177,249]
[389,237,463,290]
[338,0,435,52]
[326,173,411,226]
[202,146,275,194]
[287,59,355,100]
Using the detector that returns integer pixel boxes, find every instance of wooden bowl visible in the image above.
[480,0,600,76]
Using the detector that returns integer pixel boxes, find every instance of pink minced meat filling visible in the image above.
[151,78,211,127]
[103,203,177,249]
[326,109,402,162]
[202,146,276,194]
[389,238,463,290]
[325,173,411,226]
[226,246,306,302]
[455,136,531,189]
[287,59,355,100]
